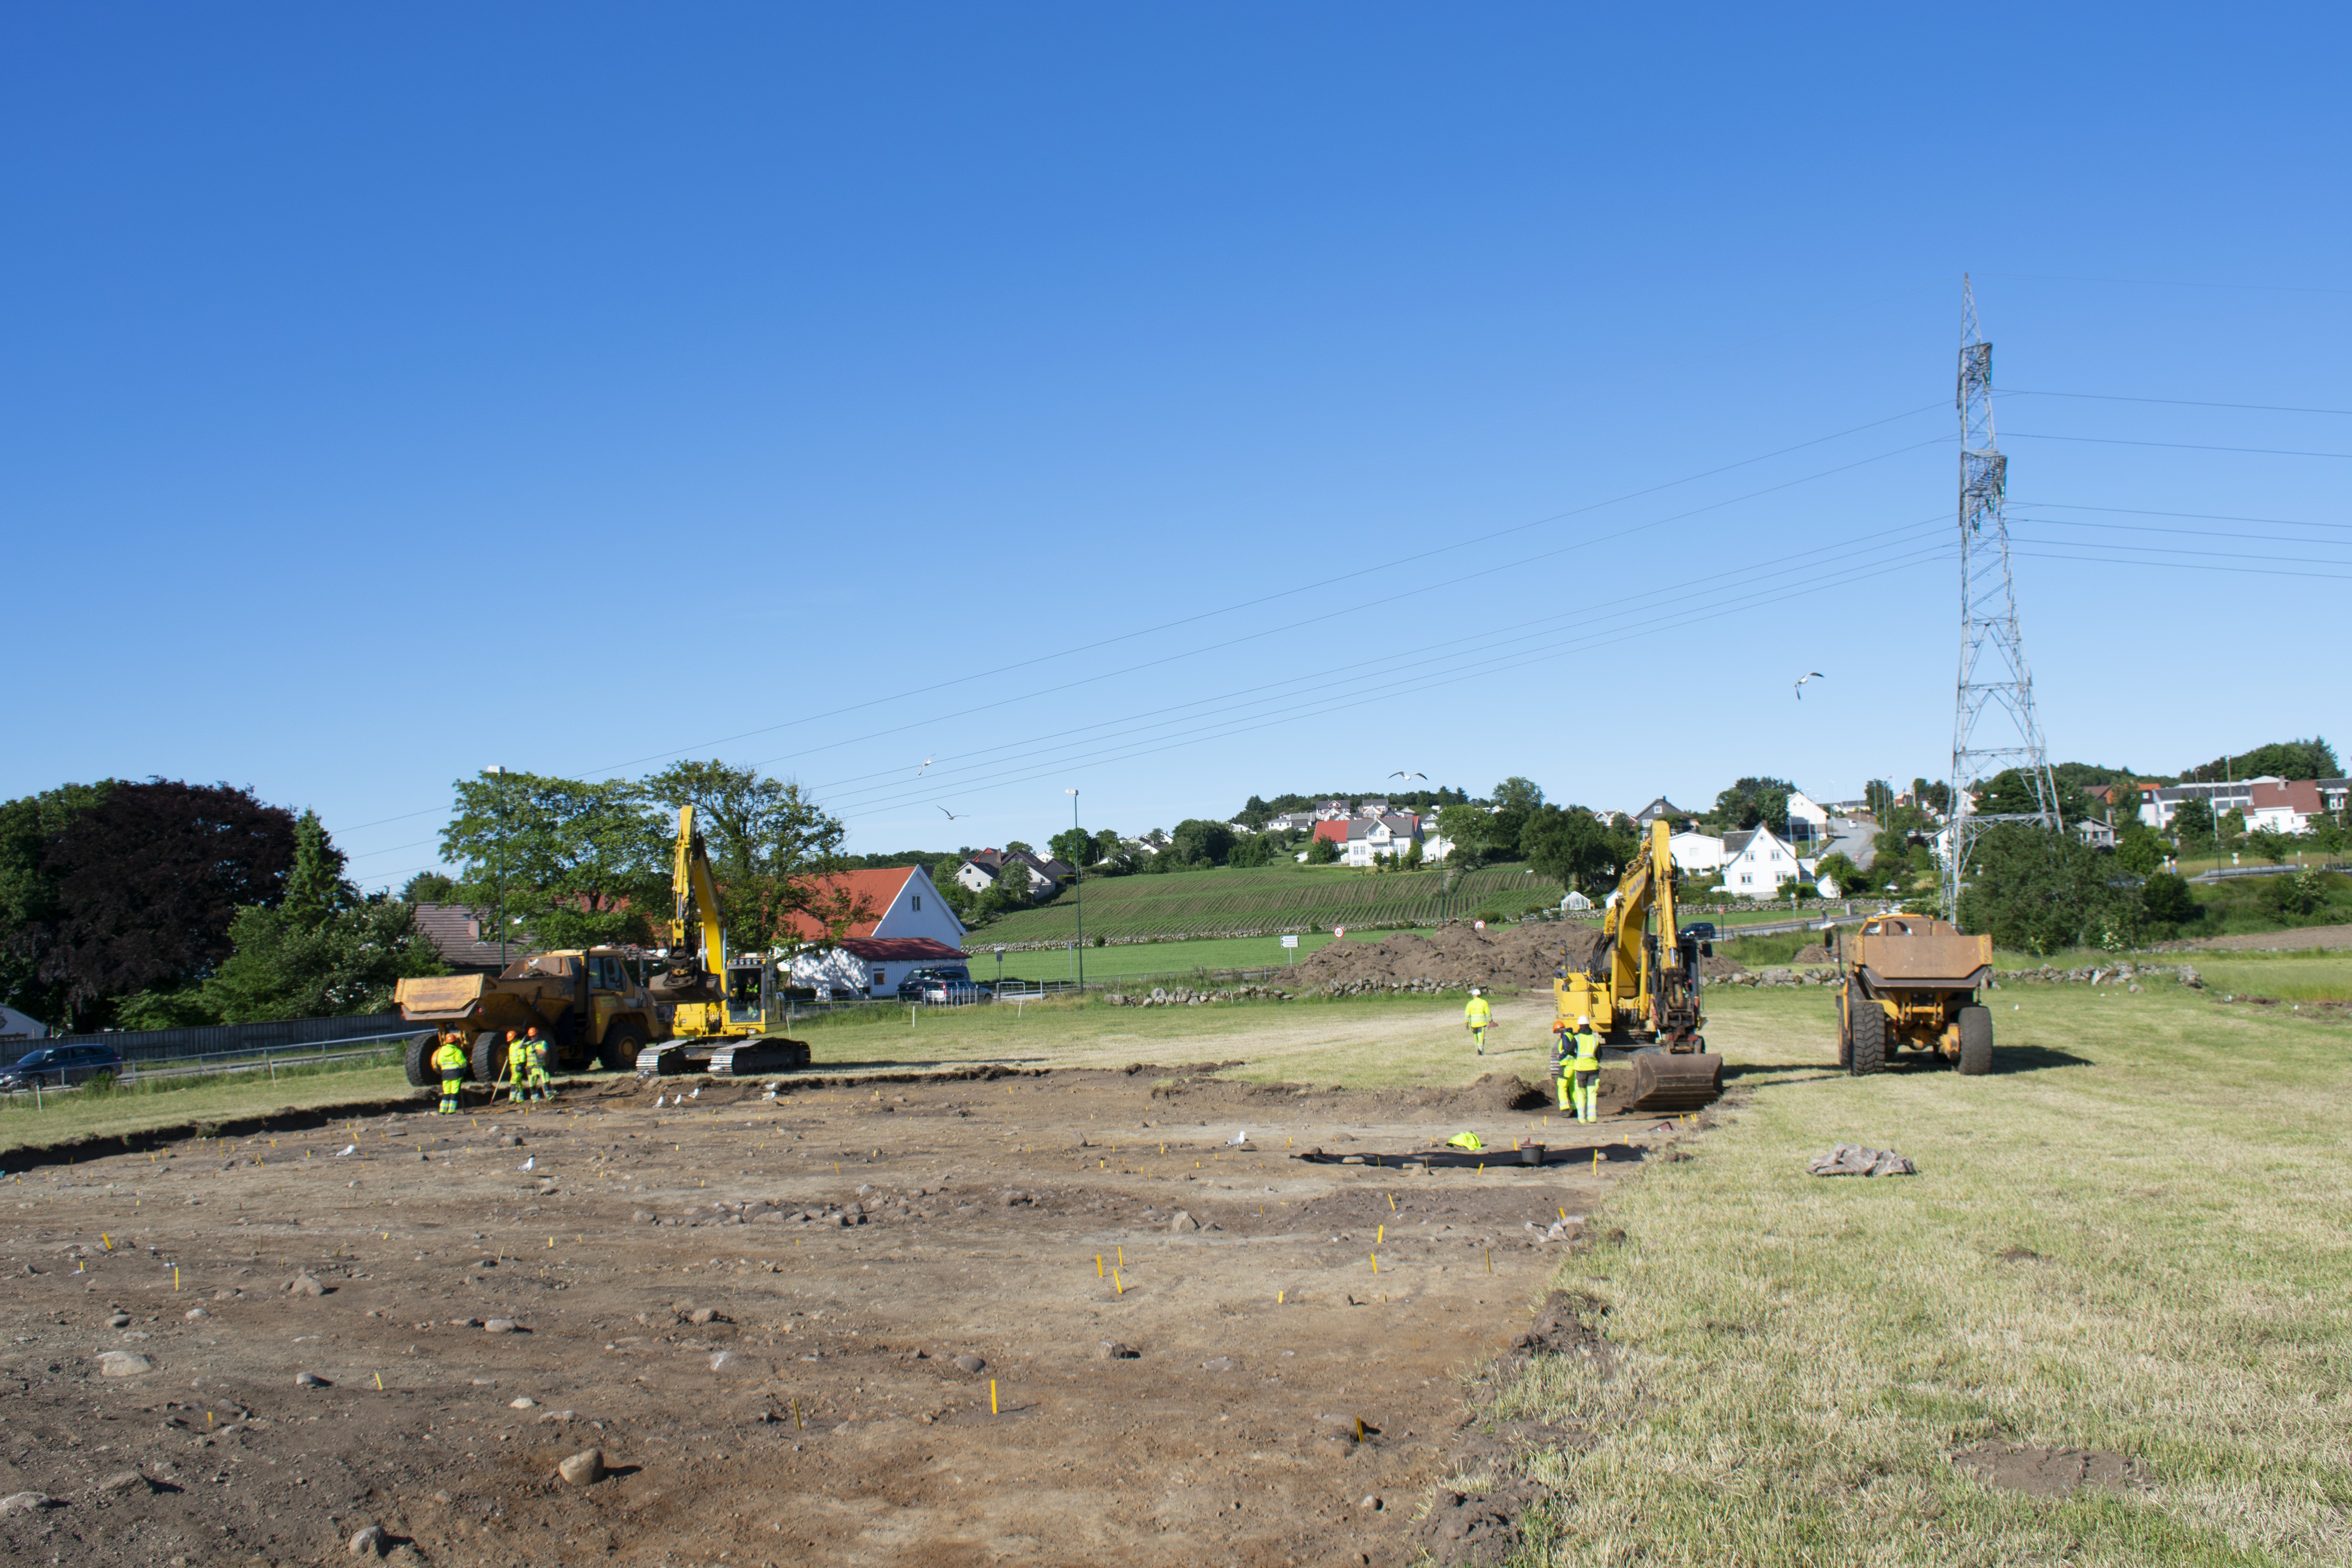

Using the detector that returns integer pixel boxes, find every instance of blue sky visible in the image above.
[4,5,2345,888]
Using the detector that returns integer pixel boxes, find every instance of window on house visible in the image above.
[914,895,922,911]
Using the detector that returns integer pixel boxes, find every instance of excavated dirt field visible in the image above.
[1293,924,1610,992]
[0,1061,1695,1568]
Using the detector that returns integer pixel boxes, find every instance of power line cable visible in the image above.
[2007,388,2352,417]
[2006,432,2352,459]
[2011,500,2350,530]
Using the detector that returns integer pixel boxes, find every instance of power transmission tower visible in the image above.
[1942,276,2061,922]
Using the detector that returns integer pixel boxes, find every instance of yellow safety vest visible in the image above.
[1570,1028,1601,1071]
[529,1040,551,1071]
[432,1043,468,1075]
[1464,998,1492,1025]
[506,1041,530,1077]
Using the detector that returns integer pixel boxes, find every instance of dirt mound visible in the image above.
[1294,922,1608,993]
[1793,944,1833,964]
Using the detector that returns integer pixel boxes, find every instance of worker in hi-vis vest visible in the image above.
[432,1033,469,1114]
[1463,989,1493,1055]
[1562,1014,1602,1122]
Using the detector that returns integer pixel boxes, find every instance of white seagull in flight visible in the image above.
[916,757,933,776]
[1795,672,1825,701]
[938,805,967,820]
[1388,770,1427,782]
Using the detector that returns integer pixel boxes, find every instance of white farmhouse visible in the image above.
[1342,814,1421,867]
[1785,790,1831,847]
[779,866,971,998]
[1721,826,1807,897]
[1667,830,1730,873]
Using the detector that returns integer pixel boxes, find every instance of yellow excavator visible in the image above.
[1553,817,1722,1110]
[633,805,813,1078]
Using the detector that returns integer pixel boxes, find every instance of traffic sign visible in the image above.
[1280,935,1298,949]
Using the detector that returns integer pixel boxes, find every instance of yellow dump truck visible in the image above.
[395,949,663,1088]
[1838,914,1995,1075]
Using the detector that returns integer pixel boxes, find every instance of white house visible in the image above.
[1785,790,1831,846]
[1421,829,1459,863]
[1721,826,1806,897]
[952,848,1073,898]
[1342,813,1421,867]
[0,1005,48,1042]
[779,865,971,998]
[1667,830,1730,873]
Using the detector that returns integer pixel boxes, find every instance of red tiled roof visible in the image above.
[777,868,918,941]
[1312,820,1350,844]
[2250,780,2322,814]
[834,937,966,962]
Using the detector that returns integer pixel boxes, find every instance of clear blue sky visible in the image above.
[4,5,2345,887]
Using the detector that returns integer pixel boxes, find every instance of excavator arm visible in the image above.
[648,806,729,1004]
[1566,818,1704,1049]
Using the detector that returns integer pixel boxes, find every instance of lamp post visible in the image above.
[1065,788,1083,991]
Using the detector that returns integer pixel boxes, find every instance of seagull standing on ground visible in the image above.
[1795,672,1826,701]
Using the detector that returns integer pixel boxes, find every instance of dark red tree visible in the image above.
[36,780,296,1028]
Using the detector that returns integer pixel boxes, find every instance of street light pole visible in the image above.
[1066,788,1083,992]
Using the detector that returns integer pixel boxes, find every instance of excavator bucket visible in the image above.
[1628,1050,1723,1112]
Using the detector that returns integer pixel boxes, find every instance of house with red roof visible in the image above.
[779,865,969,998]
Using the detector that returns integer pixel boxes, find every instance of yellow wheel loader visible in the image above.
[633,805,813,1077]
[1838,914,1995,1075]
[1553,818,1723,1111]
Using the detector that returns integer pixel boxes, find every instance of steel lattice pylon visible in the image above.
[1942,276,2061,921]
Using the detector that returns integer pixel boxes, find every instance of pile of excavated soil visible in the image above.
[1295,922,1610,993]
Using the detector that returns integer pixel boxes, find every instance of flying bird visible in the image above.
[938,805,967,820]
[1388,770,1427,782]
[1795,671,1826,701]
[917,757,933,776]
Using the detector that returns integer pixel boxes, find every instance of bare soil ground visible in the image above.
[0,1057,1695,1568]
[2158,921,2352,952]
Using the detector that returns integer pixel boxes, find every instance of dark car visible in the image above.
[1679,922,1717,942]
[896,967,985,1003]
[1,1043,125,1090]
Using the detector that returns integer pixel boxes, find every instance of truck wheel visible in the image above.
[403,1032,436,1089]
[599,1025,645,1074]
[470,1033,501,1085]
[1956,1005,1994,1075]
[1849,1000,1886,1076]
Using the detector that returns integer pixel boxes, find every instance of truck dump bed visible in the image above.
[395,975,493,1018]
[1849,916,1993,991]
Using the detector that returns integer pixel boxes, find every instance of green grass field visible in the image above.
[967,861,1563,946]
[976,926,1431,983]
[0,1056,414,1156]
[1481,980,2352,1566]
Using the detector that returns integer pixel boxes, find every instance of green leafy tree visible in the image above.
[1863,779,1896,818]
[1956,824,2138,955]
[642,761,860,949]
[1402,838,1424,870]
[1521,806,1606,891]
[2141,872,2201,928]
[1003,840,1035,858]
[2257,868,2334,922]
[1436,804,1488,866]
[1910,779,1953,815]
[2184,737,2339,782]
[401,871,457,903]
[0,781,111,1026]
[1170,819,1236,866]
[2114,821,2164,876]
[1304,835,1340,865]
[440,771,659,954]
[1814,852,1864,896]
[1048,827,1097,867]
[2245,827,2294,865]
[2169,797,2214,847]
[1710,777,1797,833]
[1227,833,1275,868]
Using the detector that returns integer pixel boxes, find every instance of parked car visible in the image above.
[0,1043,125,1090]
[896,967,987,1003]
[1679,922,1717,942]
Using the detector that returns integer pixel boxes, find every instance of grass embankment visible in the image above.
[0,1058,417,1156]
[1481,980,2352,1565]
[980,926,1430,984]
[968,861,1562,946]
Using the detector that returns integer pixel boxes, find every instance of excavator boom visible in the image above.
[1554,818,1715,1105]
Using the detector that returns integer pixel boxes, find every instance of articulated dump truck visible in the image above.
[395,949,662,1087]
[1838,914,1996,1075]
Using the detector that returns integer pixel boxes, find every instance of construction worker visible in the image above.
[1563,1014,1602,1123]
[524,1025,553,1102]
[502,1029,531,1104]
[432,1032,470,1115]
[1463,988,1493,1055]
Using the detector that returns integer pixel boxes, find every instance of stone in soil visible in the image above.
[350,1523,389,1556]
[96,1350,153,1377]
[557,1448,606,1486]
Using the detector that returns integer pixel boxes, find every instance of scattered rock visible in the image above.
[350,1523,389,1557]
[953,1354,986,1374]
[537,1409,579,1424]
[687,1307,721,1325]
[1200,1355,1241,1372]
[107,1311,131,1327]
[183,1307,209,1321]
[287,1273,327,1297]
[1806,1144,1916,1177]
[509,1396,536,1409]
[295,1372,328,1388]
[94,1470,148,1495]
[96,1351,153,1378]
[483,1319,519,1334]
[0,1492,56,1515]
[557,1448,605,1486]
[1167,1210,1201,1234]
[1098,1341,1138,1359]
[632,1210,657,1224]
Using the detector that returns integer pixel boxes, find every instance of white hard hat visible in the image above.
[1577,1015,1591,1025]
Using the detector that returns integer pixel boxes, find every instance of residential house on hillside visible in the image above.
[1421,828,1459,863]
[2246,779,2333,835]
[2140,778,2269,830]
[1310,819,1351,849]
[1356,798,1391,818]
[953,848,1074,898]
[1263,811,1318,832]
[1785,790,1831,846]
[1721,826,1812,897]
[1341,813,1421,867]
[780,865,968,998]
[1667,830,1730,873]
[1315,799,1350,820]
[1633,797,1695,830]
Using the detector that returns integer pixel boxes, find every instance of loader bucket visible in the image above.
[1628,1050,1722,1112]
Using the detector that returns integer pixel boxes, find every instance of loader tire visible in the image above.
[1849,998,1886,1077]
[598,1024,646,1074]
[403,1032,436,1089]
[1956,1005,1994,1076]
[471,1033,501,1086]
